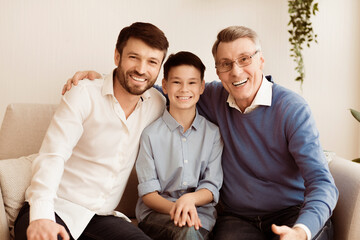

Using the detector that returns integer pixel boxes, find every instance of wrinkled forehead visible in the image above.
[216,38,258,60]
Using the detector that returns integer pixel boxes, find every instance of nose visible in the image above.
[135,60,147,75]
[230,62,244,76]
[180,83,189,92]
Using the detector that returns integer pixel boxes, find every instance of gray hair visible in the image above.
[212,26,261,59]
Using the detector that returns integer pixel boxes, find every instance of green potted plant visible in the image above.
[288,0,319,87]
[350,108,360,163]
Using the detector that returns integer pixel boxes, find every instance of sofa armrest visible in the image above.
[0,188,11,240]
[329,155,360,240]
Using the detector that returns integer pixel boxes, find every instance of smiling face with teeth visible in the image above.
[215,37,264,112]
[114,37,164,96]
[162,65,205,115]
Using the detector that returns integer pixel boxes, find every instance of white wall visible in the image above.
[0,0,359,159]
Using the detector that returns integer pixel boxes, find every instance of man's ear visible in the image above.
[162,78,168,94]
[259,53,265,70]
[114,49,120,66]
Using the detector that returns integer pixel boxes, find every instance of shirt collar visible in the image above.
[101,69,151,101]
[227,74,273,113]
[162,108,200,132]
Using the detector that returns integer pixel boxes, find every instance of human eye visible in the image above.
[221,61,232,68]
[171,80,180,84]
[238,55,249,63]
[149,60,159,66]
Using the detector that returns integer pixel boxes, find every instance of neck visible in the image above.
[113,78,141,119]
[168,107,196,133]
[235,99,251,113]
[236,75,263,112]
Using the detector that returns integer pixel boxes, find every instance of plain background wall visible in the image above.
[0,0,359,159]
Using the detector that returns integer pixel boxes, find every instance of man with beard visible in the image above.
[14,22,168,240]
[63,25,337,240]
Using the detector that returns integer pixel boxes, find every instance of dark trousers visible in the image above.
[212,205,333,240]
[14,202,151,240]
[138,212,210,240]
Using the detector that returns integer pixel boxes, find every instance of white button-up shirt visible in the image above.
[25,71,166,239]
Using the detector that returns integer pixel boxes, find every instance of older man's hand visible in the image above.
[272,224,307,240]
[62,70,101,95]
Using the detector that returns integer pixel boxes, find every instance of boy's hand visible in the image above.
[271,224,307,240]
[170,193,202,230]
[62,70,102,95]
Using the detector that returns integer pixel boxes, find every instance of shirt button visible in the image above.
[184,160,188,164]
[182,138,186,142]
[183,182,187,186]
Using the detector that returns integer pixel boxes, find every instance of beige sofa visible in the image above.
[0,103,360,240]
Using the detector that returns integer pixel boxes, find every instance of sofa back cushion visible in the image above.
[0,103,58,160]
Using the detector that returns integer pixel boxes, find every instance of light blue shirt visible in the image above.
[135,109,223,231]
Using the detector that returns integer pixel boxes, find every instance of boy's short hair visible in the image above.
[163,51,206,80]
[116,22,169,60]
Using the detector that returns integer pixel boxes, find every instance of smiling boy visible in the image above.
[135,51,223,240]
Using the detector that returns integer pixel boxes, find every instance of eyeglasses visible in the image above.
[215,50,260,73]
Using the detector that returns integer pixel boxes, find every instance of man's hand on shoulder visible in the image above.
[62,70,102,95]
[27,219,69,240]
[271,224,307,240]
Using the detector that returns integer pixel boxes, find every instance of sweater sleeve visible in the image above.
[285,101,338,236]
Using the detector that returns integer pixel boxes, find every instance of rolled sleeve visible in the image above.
[137,179,161,197]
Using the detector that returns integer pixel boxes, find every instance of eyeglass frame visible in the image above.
[215,50,260,73]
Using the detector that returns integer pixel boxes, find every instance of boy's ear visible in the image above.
[200,80,205,94]
[162,78,168,94]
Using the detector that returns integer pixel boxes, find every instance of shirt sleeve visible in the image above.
[294,223,311,240]
[286,102,338,237]
[196,126,224,204]
[26,84,90,222]
[136,131,162,197]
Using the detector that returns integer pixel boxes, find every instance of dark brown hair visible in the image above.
[163,51,206,80]
[116,22,169,60]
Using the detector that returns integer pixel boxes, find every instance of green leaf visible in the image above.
[288,0,318,86]
[352,158,360,163]
[350,108,360,122]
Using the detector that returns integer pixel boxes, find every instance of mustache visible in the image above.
[129,70,147,77]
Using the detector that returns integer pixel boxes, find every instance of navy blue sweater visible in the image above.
[196,76,338,236]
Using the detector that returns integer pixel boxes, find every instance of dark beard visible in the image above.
[114,67,153,96]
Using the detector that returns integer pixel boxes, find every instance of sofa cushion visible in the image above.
[0,103,57,160]
[0,154,37,238]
